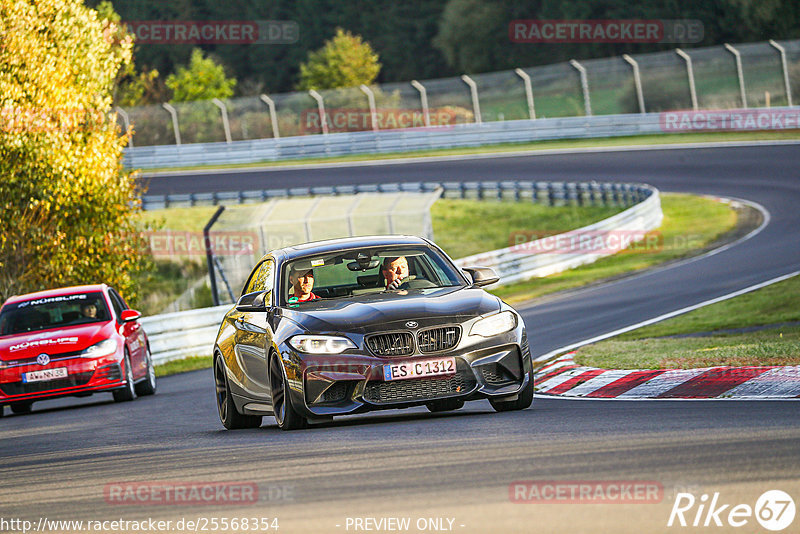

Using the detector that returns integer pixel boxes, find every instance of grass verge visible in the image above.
[142,130,800,174]
[491,194,740,306]
[574,274,800,369]
[430,199,622,259]
[155,355,212,377]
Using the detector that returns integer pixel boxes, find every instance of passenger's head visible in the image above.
[381,256,408,288]
[80,303,97,318]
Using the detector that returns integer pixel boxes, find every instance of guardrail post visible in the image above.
[162,103,181,145]
[360,84,379,132]
[461,75,482,124]
[212,98,233,143]
[723,44,748,109]
[116,106,133,147]
[204,206,225,306]
[308,90,329,135]
[259,94,280,138]
[675,49,699,111]
[622,54,646,114]
[569,60,592,116]
[769,40,793,107]
[514,68,536,120]
[410,80,431,127]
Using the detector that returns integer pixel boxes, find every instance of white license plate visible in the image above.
[383,357,456,381]
[23,367,68,383]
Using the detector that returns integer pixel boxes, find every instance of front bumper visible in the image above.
[0,355,127,405]
[282,327,532,417]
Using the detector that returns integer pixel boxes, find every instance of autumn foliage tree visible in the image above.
[0,0,145,303]
[296,28,381,90]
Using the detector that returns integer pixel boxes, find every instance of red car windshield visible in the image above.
[0,292,111,336]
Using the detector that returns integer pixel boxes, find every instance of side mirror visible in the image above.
[463,267,500,287]
[119,309,142,323]
[237,290,268,311]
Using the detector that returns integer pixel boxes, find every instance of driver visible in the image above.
[289,267,320,302]
[80,302,97,318]
[381,256,409,290]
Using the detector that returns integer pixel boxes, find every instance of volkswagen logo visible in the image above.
[36,353,50,366]
[405,321,418,329]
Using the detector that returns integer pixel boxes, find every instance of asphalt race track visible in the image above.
[2,143,799,533]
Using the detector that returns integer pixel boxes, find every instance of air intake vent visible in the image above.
[417,326,461,353]
[366,332,414,357]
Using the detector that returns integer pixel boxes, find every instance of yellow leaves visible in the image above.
[0,0,142,304]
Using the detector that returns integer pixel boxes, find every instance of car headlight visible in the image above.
[287,335,356,354]
[469,311,517,337]
[79,338,118,358]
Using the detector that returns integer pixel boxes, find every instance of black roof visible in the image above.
[275,235,430,262]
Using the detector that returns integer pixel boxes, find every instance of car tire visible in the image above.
[0,405,4,418]
[134,345,157,396]
[214,355,262,430]
[489,371,534,412]
[426,398,465,412]
[269,354,307,431]
[10,401,33,414]
[112,350,136,402]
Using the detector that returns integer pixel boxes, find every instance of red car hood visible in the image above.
[0,322,115,361]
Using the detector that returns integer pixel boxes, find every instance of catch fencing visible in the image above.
[119,39,800,169]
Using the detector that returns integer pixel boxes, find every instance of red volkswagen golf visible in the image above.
[0,284,156,416]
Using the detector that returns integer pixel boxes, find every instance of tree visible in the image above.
[0,0,145,303]
[433,0,507,73]
[166,49,236,103]
[296,28,381,90]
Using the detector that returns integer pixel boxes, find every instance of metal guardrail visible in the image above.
[142,181,660,364]
[126,106,800,170]
[454,185,661,284]
[127,112,662,170]
[143,179,647,210]
[140,304,229,363]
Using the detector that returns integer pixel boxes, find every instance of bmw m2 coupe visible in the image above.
[213,235,533,430]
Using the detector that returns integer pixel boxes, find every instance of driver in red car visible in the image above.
[80,302,98,319]
[381,256,409,290]
[289,267,320,302]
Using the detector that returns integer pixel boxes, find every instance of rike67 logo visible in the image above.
[668,490,795,531]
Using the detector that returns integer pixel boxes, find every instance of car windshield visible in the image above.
[0,292,111,336]
[282,246,464,305]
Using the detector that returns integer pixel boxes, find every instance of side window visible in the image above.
[244,259,275,299]
[107,289,125,319]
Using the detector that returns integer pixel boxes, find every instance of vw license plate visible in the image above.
[383,357,456,381]
[23,367,68,383]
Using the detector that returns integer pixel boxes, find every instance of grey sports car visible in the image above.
[212,235,533,430]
